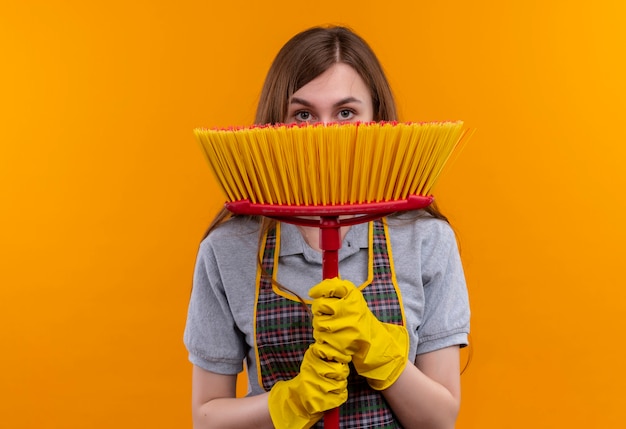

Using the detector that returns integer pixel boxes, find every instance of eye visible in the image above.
[295,111,312,122]
[337,109,355,121]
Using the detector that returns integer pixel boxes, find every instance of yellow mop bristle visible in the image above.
[194,121,468,206]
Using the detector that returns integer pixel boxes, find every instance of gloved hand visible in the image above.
[310,277,409,391]
[267,342,350,429]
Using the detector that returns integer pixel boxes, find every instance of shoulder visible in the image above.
[385,211,461,271]
[387,210,456,243]
[197,216,261,267]
[201,216,261,249]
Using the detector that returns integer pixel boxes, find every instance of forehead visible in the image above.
[291,63,370,100]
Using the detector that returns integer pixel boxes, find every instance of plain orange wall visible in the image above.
[2,1,625,428]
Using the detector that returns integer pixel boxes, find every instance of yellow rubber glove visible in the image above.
[267,342,350,429]
[310,277,409,391]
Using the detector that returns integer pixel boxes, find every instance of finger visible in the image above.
[311,297,342,317]
[311,307,348,335]
[303,355,350,382]
[309,341,352,364]
[312,327,337,349]
[318,376,349,396]
[313,327,360,356]
[315,358,351,381]
[311,312,346,335]
[309,277,354,299]
[305,345,351,375]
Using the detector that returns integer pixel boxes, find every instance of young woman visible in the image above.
[184,26,470,429]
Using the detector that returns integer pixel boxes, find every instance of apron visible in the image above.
[254,219,405,429]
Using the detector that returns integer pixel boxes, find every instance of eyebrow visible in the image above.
[290,97,363,108]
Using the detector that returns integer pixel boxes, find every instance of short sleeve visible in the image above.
[416,221,470,354]
[183,239,246,374]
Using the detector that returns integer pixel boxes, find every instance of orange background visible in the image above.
[2,1,625,428]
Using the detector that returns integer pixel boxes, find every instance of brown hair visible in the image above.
[255,26,397,124]
[203,25,448,240]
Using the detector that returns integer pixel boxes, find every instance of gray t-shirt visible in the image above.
[183,212,470,396]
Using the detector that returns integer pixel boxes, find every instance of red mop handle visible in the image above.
[319,217,341,429]
[320,217,341,279]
